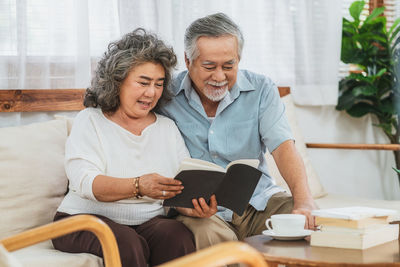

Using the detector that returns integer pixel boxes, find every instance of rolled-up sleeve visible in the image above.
[64,110,105,201]
[259,79,294,153]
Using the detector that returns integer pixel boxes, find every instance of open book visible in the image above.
[163,158,262,216]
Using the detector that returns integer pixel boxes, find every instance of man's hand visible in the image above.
[175,195,218,218]
[272,140,319,230]
[291,198,318,230]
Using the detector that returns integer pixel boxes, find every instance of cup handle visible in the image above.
[265,219,273,230]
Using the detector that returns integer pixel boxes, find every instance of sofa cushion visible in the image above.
[266,95,327,199]
[12,242,102,267]
[0,119,69,239]
[315,193,400,221]
[0,244,23,267]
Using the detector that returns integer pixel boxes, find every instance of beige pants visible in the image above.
[176,192,293,250]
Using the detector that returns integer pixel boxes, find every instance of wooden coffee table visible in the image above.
[244,235,400,266]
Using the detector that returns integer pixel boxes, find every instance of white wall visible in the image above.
[295,104,400,200]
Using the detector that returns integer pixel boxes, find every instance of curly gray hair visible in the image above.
[184,13,244,62]
[84,28,177,113]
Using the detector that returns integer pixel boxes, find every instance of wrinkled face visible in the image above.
[186,35,239,102]
[118,62,165,119]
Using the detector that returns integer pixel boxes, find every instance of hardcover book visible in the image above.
[315,216,390,229]
[319,224,390,234]
[163,158,262,216]
[310,224,399,249]
[312,206,397,229]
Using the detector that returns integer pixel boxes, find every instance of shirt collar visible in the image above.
[229,70,256,99]
[172,71,191,97]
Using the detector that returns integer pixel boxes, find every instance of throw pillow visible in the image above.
[265,95,327,199]
[0,119,69,239]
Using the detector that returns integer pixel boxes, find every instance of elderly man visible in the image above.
[158,12,317,249]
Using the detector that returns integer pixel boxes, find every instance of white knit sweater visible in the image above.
[57,108,190,225]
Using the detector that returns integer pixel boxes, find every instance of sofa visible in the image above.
[0,94,399,267]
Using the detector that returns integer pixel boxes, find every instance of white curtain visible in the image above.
[118,0,342,105]
[0,0,120,89]
[290,1,343,105]
[0,0,342,105]
[0,0,120,126]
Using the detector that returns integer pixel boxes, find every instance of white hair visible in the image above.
[184,13,244,62]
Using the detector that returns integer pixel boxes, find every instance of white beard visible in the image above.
[203,85,229,102]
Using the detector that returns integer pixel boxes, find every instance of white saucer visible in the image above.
[262,229,314,241]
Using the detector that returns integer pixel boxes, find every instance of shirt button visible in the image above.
[210,130,214,134]
[213,154,218,159]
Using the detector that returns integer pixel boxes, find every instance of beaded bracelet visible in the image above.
[133,177,142,198]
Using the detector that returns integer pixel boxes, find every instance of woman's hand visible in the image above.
[138,173,184,199]
[175,195,218,218]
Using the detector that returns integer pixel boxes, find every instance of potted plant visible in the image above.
[337,0,400,184]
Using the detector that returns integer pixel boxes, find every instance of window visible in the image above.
[0,0,119,88]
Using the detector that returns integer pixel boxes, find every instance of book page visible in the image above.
[178,158,225,173]
[225,159,259,170]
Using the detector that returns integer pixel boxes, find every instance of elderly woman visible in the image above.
[52,29,195,267]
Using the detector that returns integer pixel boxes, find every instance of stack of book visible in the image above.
[310,207,399,249]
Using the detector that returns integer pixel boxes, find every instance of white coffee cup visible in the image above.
[265,214,306,235]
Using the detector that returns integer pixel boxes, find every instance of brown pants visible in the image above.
[177,192,293,249]
[52,212,195,267]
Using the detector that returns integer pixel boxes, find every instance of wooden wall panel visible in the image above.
[0,87,290,112]
[0,89,85,112]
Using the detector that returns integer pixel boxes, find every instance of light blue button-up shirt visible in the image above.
[158,69,293,221]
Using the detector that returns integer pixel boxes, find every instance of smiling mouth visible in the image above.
[207,81,228,89]
[137,100,152,109]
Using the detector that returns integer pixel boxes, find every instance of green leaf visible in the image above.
[390,25,400,43]
[337,89,357,110]
[352,85,377,96]
[361,17,386,36]
[347,102,376,117]
[364,7,385,25]
[375,122,393,135]
[389,17,400,37]
[348,73,374,83]
[343,22,357,35]
[354,32,387,44]
[392,36,400,53]
[349,1,365,22]
[376,68,387,77]
[368,16,387,25]
[341,38,364,63]
[380,97,395,114]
